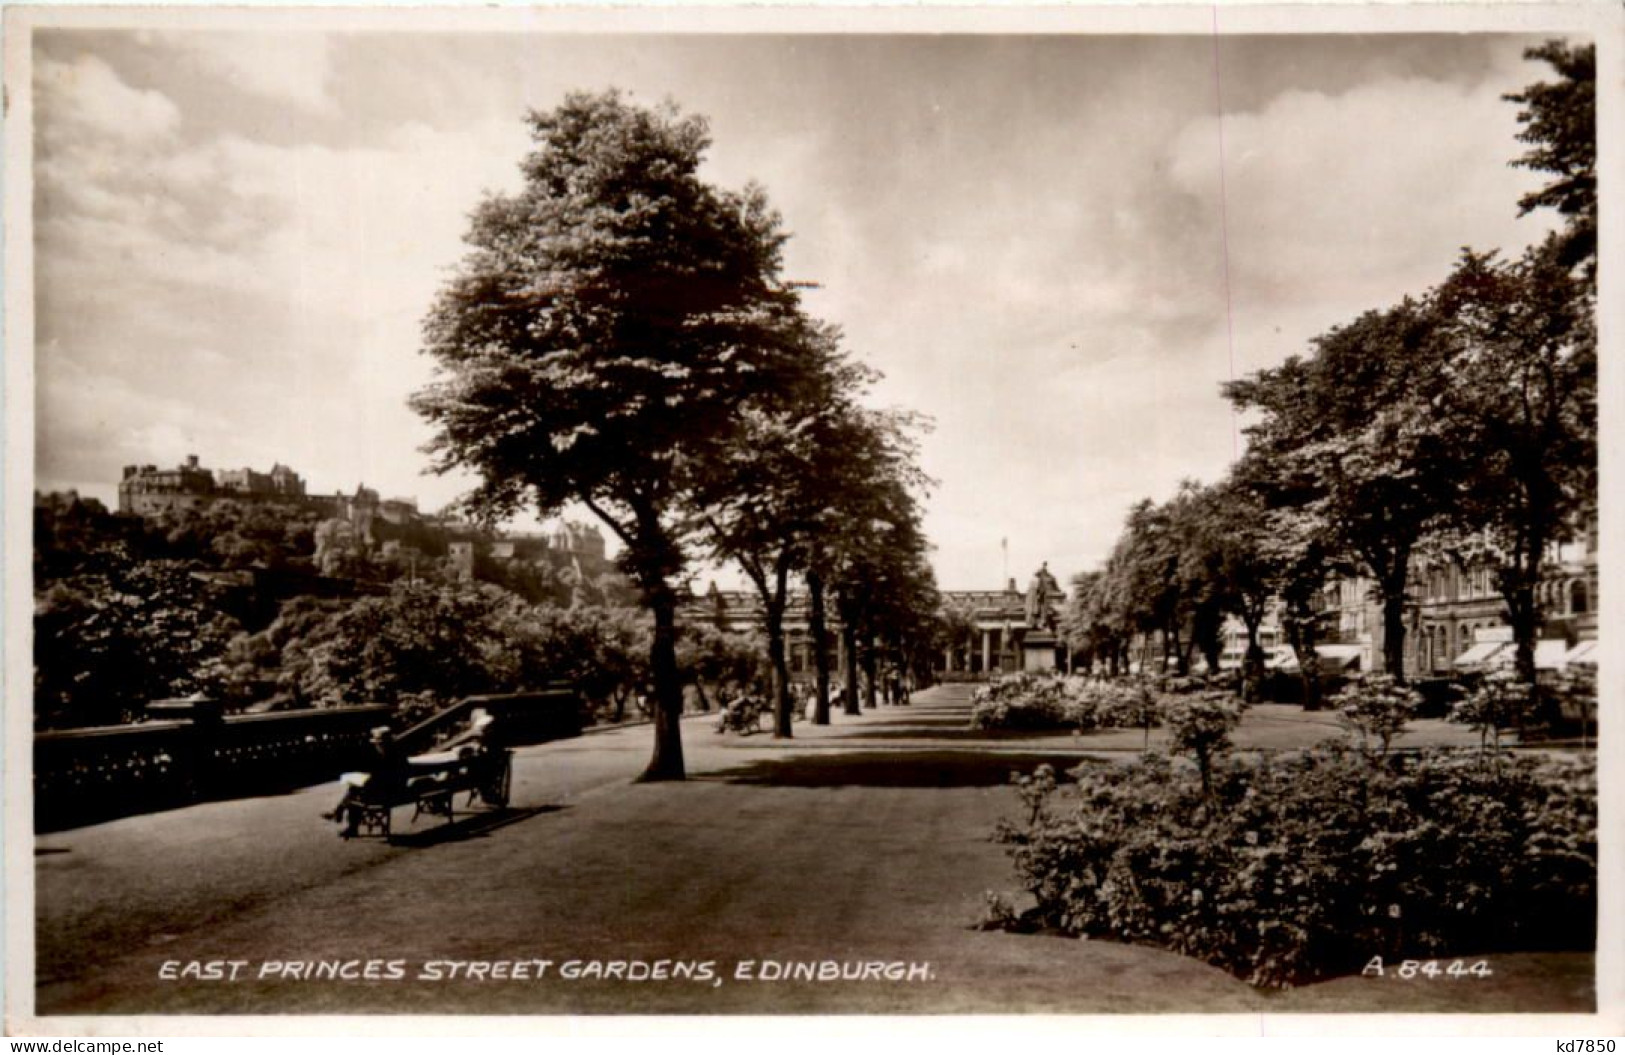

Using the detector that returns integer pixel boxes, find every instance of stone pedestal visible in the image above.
[1021,630,1059,673]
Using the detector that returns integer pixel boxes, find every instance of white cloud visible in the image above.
[150,31,337,114]
[34,51,530,508]
[1166,74,1557,349]
[35,54,180,145]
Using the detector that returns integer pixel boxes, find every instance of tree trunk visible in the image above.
[1199,635,1220,678]
[1284,607,1323,711]
[1194,603,1224,675]
[1380,588,1408,685]
[1506,520,1546,693]
[1242,612,1265,702]
[765,616,793,738]
[809,571,832,726]
[842,621,861,715]
[862,638,878,709]
[1169,624,1189,676]
[640,585,686,781]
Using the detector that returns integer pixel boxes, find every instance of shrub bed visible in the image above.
[969,674,1160,734]
[993,744,1595,987]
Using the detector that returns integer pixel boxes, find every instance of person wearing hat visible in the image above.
[324,726,402,837]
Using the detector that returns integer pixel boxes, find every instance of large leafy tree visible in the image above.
[804,407,930,721]
[413,92,826,779]
[1431,246,1595,687]
[35,554,241,729]
[1417,41,1597,690]
[1504,40,1596,280]
[1062,570,1123,676]
[279,581,551,710]
[1113,497,1190,674]
[1186,479,1277,696]
[674,622,764,712]
[1395,42,1597,691]
[694,330,880,737]
[1164,481,1234,676]
[1225,301,1462,683]
[827,464,934,714]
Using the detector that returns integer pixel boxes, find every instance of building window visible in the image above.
[1571,580,1589,616]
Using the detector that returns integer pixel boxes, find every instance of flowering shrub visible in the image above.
[970,674,1164,736]
[1450,670,1535,749]
[1165,692,1242,794]
[994,747,1596,988]
[1160,671,1242,695]
[1333,674,1422,757]
[969,674,1072,730]
[1090,679,1163,747]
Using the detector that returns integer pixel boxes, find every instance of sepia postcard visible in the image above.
[5,1,1622,1039]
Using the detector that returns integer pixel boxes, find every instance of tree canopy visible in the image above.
[413,91,863,778]
[1505,40,1596,276]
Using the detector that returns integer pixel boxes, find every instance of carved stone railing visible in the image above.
[34,704,391,833]
[35,687,585,832]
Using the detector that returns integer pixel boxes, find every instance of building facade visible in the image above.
[1315,523,1598,678]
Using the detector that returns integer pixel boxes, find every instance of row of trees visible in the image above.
[412,91,939,780]
[1063,41,1596,707]
[224,584,767,726]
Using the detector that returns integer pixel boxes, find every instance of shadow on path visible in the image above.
[837,727,1080,743]
[704,750,1097,788]
[385,805,567,848]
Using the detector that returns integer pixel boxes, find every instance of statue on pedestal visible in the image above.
[1024,562,1061,632]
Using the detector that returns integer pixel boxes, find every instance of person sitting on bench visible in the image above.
[324,726,402,837]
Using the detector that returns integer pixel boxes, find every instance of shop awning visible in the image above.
[1563,640,1598,668]
[1275,644,1362,674]
[1535,638,1570,671]
[1453,641,1510,669]
[1455,638,1570,671]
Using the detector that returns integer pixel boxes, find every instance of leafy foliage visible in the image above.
[1225,300,1462,682]
[1429,243,1595,687]
[1332,674,1422,758]
[35,557,242,729]
[1449,670,1537,751]
[277,581,550,709]
[1164,691,1242,795]
[996,746,1595,988]
[968,674,1163,741]
[1505,40,1596,275]
[413,90,859,780]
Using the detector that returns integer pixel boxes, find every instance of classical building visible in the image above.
[679,563,1067,684]
[678,585,828,677]
[938,564,1066,677]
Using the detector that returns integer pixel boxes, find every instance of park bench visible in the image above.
[333,713,512,841]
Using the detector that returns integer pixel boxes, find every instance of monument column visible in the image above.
[944,646,954,673]
[982,630,991,673]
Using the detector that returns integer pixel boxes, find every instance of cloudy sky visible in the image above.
[30,21,1570,591]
